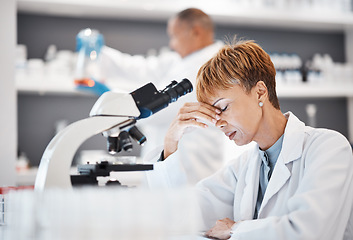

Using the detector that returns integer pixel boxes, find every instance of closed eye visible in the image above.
[221,105,228,112]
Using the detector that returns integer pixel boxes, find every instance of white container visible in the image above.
[5,187,200,240]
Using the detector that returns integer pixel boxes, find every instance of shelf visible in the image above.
[17,0,353,32]
[276,83,353,98]
[16,77,353,98]
[16,77,86,96]
[15,74,98,96]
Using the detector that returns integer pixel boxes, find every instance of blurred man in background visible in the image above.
[95,8,236,185]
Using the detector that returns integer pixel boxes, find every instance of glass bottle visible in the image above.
[74,28,104,87]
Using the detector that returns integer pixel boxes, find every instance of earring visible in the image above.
[259,102,264,107]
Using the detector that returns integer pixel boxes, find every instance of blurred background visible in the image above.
[1,0,353,186]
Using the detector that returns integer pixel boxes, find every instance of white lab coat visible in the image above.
[99,41,238,184]
[145,112,353,239]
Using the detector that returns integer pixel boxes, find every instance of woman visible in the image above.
[146,39,353,239]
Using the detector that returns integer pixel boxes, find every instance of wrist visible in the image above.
[163,137,178,159]
[230,221,241,236]
[163,145,177,159]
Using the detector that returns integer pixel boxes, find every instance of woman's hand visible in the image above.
[205,218,236,240]
[163,102,221,159]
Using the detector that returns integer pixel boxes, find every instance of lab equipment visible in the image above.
[44,44,57,62]
[305,103,317,127]
[74,28,104,88]
[34,79,193,190]
[74,28,113,96]
[5,187,200,240]
[270,53,303,85]
[305,53,353,85]
[0,186,34,226]
[15,44,27,70]
[76,78,111,96]
[71,161,153,186]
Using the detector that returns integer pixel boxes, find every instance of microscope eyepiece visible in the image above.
[163,79,193,103]
[131,78,193,119]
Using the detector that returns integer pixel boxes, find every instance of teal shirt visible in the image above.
[254,134,284,219]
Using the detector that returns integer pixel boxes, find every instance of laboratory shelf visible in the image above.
[16,77,91,96]
[16,78,353,98]
[276,83,353,98]
[17,0,353,32]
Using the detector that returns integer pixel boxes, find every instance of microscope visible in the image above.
[34,79,193,190]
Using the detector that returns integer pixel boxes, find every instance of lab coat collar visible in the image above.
[258,112,306,217]
[281,111,306,164]
[239,112,306,220]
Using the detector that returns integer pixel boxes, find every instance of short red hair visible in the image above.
[196,39,280,109]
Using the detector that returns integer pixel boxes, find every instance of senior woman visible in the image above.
[145,39,353,239]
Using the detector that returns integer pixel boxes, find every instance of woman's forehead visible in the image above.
[203,87,231,104]
[203,84,244,104]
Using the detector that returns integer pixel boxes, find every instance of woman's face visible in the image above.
[209,84,263,146]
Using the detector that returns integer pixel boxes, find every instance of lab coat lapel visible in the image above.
[239,148,262,220]
[258,156,291,215]
[258,112,305,217]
